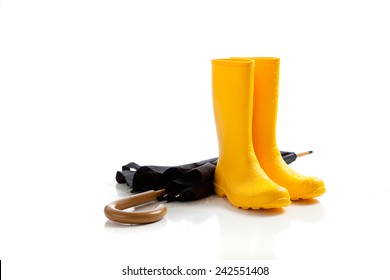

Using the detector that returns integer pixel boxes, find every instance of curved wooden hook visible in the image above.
[104,189,167,224]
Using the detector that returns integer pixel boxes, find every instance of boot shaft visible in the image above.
[212,58,256,166]
[251,57,280,149]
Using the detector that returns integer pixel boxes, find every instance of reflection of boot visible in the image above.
[212,58,290,209]
[216,206,291,260]
[251,57,326,200]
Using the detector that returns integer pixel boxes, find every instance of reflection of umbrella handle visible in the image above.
[104,189,167,224]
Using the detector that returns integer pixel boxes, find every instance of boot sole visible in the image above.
[290,186,326,200]
[214,183,291,209]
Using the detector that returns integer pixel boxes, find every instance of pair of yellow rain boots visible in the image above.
[212,57,326,209]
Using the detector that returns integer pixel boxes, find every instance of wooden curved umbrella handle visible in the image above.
[104,189,167,224]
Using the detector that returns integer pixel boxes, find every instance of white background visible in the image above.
[1,0,390,279]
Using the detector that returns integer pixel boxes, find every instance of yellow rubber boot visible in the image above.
[250,57,326,200]
[212,58,290,209]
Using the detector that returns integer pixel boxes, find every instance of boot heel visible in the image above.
[214,183,226,198]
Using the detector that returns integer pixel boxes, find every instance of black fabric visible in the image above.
[116,151,296,202]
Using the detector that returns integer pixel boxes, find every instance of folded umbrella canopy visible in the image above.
[115,151,311,203]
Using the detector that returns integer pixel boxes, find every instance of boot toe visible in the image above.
[228,183,291,209]
[289,177,326,200]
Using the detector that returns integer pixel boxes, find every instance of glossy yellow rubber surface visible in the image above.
[250,57,326,200]
[211,59,290,209]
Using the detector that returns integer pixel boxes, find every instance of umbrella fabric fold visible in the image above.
[115,151,300,203]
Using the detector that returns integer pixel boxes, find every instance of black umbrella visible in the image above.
[281,150,312,164]
[115,150,312,203]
